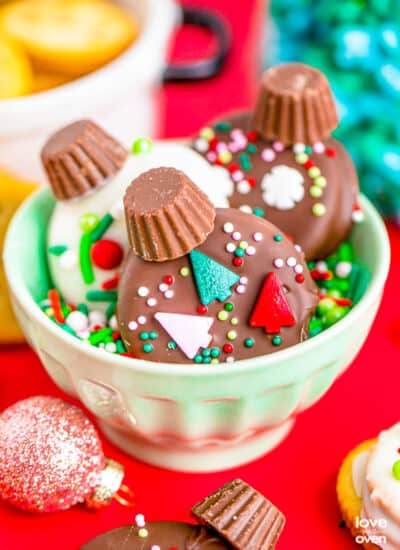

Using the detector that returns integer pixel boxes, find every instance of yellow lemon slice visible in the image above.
[1,0,139,76]
[0,170,37,343]
[0,36,32,98]
[31,70,74,94]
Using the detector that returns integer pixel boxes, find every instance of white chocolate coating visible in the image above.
[351,423,400,549]
[47,143,234,310]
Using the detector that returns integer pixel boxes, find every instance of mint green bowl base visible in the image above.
[3,190,390,472]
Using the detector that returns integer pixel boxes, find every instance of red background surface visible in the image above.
[1,1,400,549]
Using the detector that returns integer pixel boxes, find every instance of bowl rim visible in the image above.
[3,190,391,378]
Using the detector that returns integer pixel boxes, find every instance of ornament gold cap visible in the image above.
[85,458,125,510]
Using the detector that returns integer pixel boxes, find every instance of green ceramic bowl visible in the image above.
[3,189,390,472]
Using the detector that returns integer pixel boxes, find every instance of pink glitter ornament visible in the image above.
[0,396,125,513]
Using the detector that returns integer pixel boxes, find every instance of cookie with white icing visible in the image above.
[44,120,234,311]
[338,423,400,550]
[193,64,362,260]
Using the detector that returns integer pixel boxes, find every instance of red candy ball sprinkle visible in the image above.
[228,163,239,174]
[304,159,315,170]
[163,275,174,285]
[91,239,123,270]
[233,257,243,267]
[197,305,208,315]
[223,343,233,353]
[247,130,258,142]
[295,274,305,284]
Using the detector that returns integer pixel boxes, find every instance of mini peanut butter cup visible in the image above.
[253,63,338,145]
[41,119,128,200]
[124,167,216,262]
[191,479,285,550]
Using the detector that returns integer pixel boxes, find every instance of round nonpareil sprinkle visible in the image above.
[180,267,190,277]
[272,336,282,346]
[312,203,326,217]
[137,286,149,297]
[223,222,234,233]
[261,148,276,162]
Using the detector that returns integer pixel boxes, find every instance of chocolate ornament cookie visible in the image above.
[193,63,362,260]
[45,120,233,312]
[118,168,318,364]
[82,479,285,550]
[82,522,229,550]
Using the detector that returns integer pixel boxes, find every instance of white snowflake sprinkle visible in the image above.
[261,165,305,210]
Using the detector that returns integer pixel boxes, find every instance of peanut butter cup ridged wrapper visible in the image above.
[124,167,216,262]
[41,119,128,200]
[253,63,339,145]
[191,479,286,550]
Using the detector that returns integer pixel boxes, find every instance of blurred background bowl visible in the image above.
[0,0,230,185]
[3,189,390,472]
[0,0,178,182]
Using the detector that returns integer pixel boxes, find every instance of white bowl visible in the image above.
[3,190,390,472]
[0,0,179,182]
